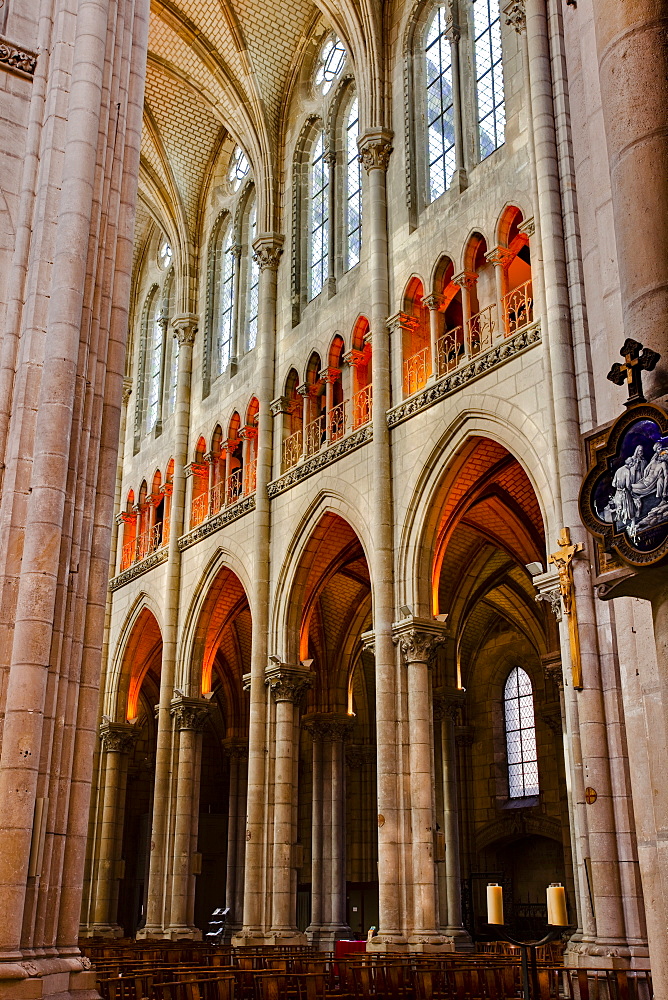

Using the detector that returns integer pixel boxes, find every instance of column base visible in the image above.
[564,937,650,969]
[444,926,474,952]
[407,932,451,953]
[0,958,97,1000]
[306,924,351,951]
[366,934,409,954]
[165,926,203,942]
[232,930,307,948]
[136,925,167,941]
[80,923,125,939]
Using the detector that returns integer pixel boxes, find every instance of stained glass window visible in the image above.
[169,333,179,413]
[147,296,163,431]
[346,97,362,270]
[425,6,456,202]
[309,131,329,300]
[158,238,172,270]
[473,0,505,159]
[247,201,259,351]
[216,226,235,374]
[315,35,346,95]
[504,666,539,799]
[229,146,250,191]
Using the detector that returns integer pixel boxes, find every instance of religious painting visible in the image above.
[579,404,668,567]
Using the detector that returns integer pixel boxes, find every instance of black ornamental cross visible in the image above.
[607,338,660,407]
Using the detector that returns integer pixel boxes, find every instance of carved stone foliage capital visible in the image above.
[99,722,138,754]
[503,0,526,33]
[271,395,290,416]
[172,314,198,346]
[433,693,463,724]
[266,665,314,704]
[170,697,210,732]
[360,629,375,656]
[252,234,285,270]
[303,712,354,743]
[358,130,394,173]
[535,587,562,622]
[392,617,447,666]
[542,653,564,692]
[221,737,249,760]
[346,744,376,769]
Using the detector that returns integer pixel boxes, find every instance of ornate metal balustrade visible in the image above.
[281,392,372,473]
[120,522,165,572]
[403,346,431,396]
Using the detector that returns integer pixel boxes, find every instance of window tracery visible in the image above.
[314,34,346,95]
[504,666,539,799]
[229,145,250,191]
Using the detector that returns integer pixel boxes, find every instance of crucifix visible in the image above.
[548,527,584,689]
[607,338,660,407]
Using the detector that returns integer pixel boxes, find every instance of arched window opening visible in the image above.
[473,0,505,159]
[150,469,164,550]
[146,292,165,433]
[164,271,178,417]
[314,34,346,95]
[120,490,137,571]
[462,233,497,357]
[497,207,533,336]
[303,353,325,456]
[243,397,259,495]
[229,145,250,192]
[158,238,172,270]
[348,316,372,428]
[282,368,303,472]
[210,425,224,515]
[247,200,260,351]
[164,459,174,542]
[226,412,243,505]
[401,278,431,396]
[190,437,208,528]
[434,258,464,376]
[345,97,362,270]
[324,335,345,444]
[309,132,329,301]
[216,224,236,376]
[137,480,150,559]
[504,667,539,799]
[426,6,456,202]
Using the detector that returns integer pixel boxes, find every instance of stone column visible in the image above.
[266,665,313,942]
[221,738,248,935]
[393,617,446,950]
[90,723,138,935]
[386,311,420,400]
[485,246,514,338]
[236,234,284,945]
[140,314,197,939]
[445,14,467,192]
[589,0,668,395]
[451,272,476,358]
[422,295,443,380]
[168,697,210,938]
[305,720,324,944]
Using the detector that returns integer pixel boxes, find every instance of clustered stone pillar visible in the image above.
[91,723,138,936]
[169,697,210,937]
[222,739,248,937]
[266,664,312,942]
[304,714,353,948]
[393,618,446,950]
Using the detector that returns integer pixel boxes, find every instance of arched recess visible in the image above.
[405,432,573,938]
[280,509,378,943]
[184,561,252,935]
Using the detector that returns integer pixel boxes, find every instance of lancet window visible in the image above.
[473,0,505,158]
[425,6,456,202]
[345,96,362,269]
[309,131,330,301]
[247,199,260,351]
[504,666,539,799]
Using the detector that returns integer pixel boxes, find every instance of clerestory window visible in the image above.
[504,666,539,799]
[247,200,260,350]
[147,294,164,432]
[425,6,456,202]
[309,131,329,300]
[345,96,362,270]
[473,0,505,158]
[216,225,236,375]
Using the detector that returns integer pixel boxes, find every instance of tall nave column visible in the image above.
[140,314,197,938]
[266,665,313,943]
[236,235,284,945]
[393,618,446,950]
[358,128,406,948]
[90,723,138,935]
[221,738,248,938]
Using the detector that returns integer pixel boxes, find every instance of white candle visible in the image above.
[547,883,568,926]
[487,883,504,925]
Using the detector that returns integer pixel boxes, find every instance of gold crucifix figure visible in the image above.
[548,527,584,690]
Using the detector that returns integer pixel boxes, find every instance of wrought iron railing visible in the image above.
[502,279,533,337]
[403,346,430,396]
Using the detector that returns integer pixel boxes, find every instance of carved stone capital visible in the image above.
[518,216,535,238]
[318,367,341,385]
[455,726,474,748]
[303,712,354,743]
[99,722,138,754]
[343,349,367,368]
[172,313,198,346]
[346,744,376,768]
[386,311,420,334]
[252,233,285,270]
[392,616,448,666]
[357,130,394,173]
[503,0,526,33]
[360,629,375,656]
[542,653,564,692]
[452,270,477,290]
[433,688,465,724]
[296,380,320,398]
[170,696,210,732]
[535,586,563,622]
[271,395,291,416]
[485,245,516,269]
[221,736,249,760]
[265,664,314,704]
[422,293,444,312]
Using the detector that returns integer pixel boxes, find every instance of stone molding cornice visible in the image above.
[177,494,255,550]
[503,0,526,33]
[357,129,394,172]
[170,696,210,732]
[172,313,198,345]
[99,722,139,754]
[252,233,284,271]
[0,36,37,77]
[265,664,314,704]
[392,616,448,666]
[360,629,375,656]
[302,712,354,743]
[109,546,168,591]
[267,424,371,498]
[387,322,541,428]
